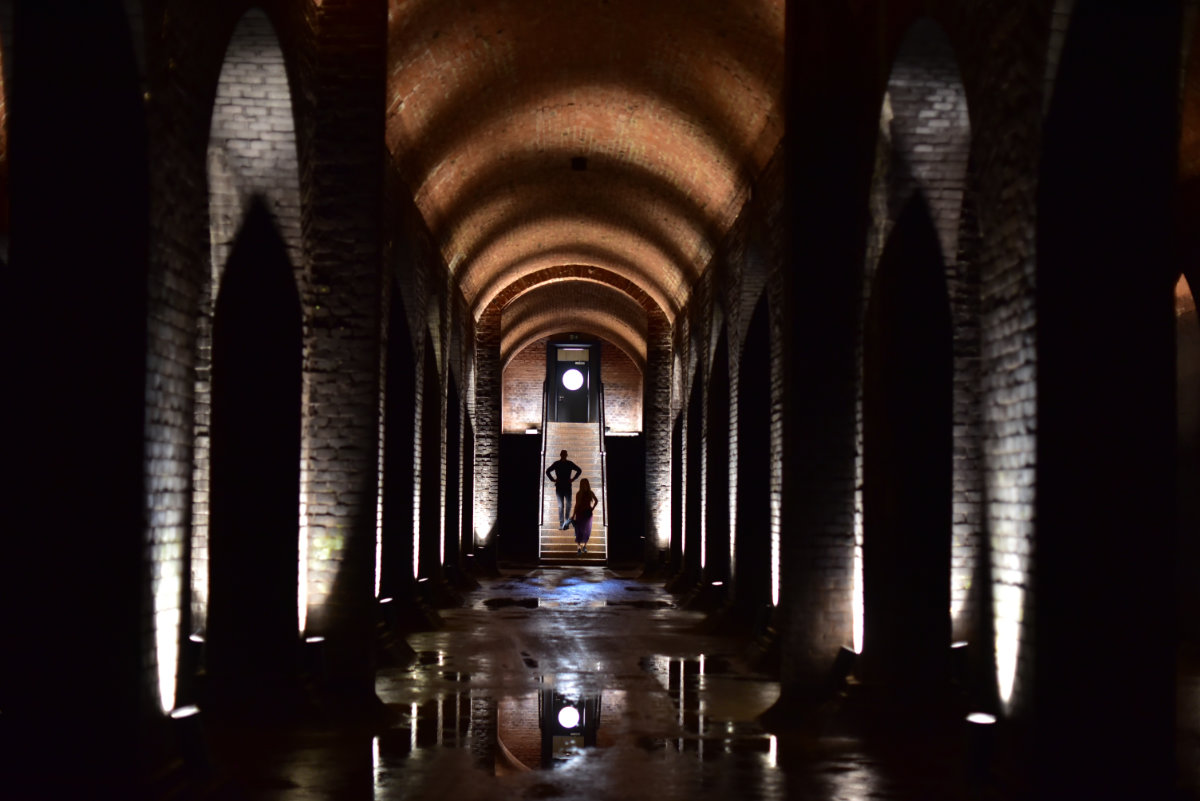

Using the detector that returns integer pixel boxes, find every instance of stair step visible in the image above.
[541,422,607,563]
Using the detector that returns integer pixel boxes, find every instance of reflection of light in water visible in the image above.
[411,702,418,752]
[967,712,996,725]
[767,734,778,769]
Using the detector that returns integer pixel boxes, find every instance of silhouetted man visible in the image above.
[546,449,581,529]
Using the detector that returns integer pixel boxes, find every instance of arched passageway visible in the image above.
[380,291,418,600]
[418,339,444,583]
[682,379,704,589]
[195,6,304,638]
[669,413,684,574]
[705,328,732,585]
[445,376,463,579]
[207,199,303,715]
[861,195,953,697]
[735,294,772,616]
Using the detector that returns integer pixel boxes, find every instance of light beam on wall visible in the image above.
[994,582,1024,708]
[298,468,310,634]
[154,574,181,713]
[851,541,865,654]
[770,493,780,607]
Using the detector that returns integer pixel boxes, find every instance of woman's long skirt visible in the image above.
[575,515,593,545]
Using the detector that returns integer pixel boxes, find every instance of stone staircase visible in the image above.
[540,421,606,565]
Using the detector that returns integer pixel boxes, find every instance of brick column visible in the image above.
[772,5,876,706]
[642,308,673,567]
[1032,5,1180,796]
[1,1,149,792]
[472,306,502,568]
[295,0,386,705]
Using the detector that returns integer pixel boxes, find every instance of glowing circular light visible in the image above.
[966,712,997,725]
[562,369,584,391]
[557,705,581,729]
[169,705,200,720]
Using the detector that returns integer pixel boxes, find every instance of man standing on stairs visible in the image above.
[546,449,581,529]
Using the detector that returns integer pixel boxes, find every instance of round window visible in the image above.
[562,368,584,391]
[557,705,581,729]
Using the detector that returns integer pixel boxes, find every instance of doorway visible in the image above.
[550,344,596,423]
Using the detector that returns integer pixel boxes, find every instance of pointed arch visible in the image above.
[207,199,302,715]
[734,293,772,614]
[861,194,953,697]
[194,6,305,638]
[705,326,732,584]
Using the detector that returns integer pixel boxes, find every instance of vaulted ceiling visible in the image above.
[385,0,785,359]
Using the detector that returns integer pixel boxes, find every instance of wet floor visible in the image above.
[192,568,1194,800]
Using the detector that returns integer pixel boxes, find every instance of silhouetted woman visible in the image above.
[571,478,599,554]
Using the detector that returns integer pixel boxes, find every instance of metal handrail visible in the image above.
[539,379,549,528]
[597,382,607,527]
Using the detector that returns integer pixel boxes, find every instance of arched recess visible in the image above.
[855,16,971,663]
[206,198,302,714]
[380,287,418,599]
[194,7,304,637]
[462,415,476,561]
[861,194,953,697]
[705,327,732,584]
[670,412,685,575]
[734,293,772,615]
[682,376,704,587]
[444,375,463,578]
[418,337,444,582]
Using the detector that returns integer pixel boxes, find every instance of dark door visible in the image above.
[553,346,591,422]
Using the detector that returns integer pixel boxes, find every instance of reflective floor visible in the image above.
[193,568,1198,801]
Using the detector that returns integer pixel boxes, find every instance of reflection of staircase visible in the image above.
[540,421,606,564]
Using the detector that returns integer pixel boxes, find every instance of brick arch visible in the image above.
[387,0,782,188]
[193,6,306,643]
[734,292,773,612]
[387,0,784,331]
[207,197,303,719]
[463,216,690,323]
[500,280,647,371]
[207,7,304,284]
[854,13,976,664]
[480,263,665,320]
[474,248,679,324]
[860,193,953,697]
[704,324,732,583]
[438,153,721,315]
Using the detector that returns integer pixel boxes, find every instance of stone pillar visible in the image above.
[472,306,502,570]
[295,0,387,708]
[643,308,673,570]
[1032,4,1180,796]
[1,0,149,792]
